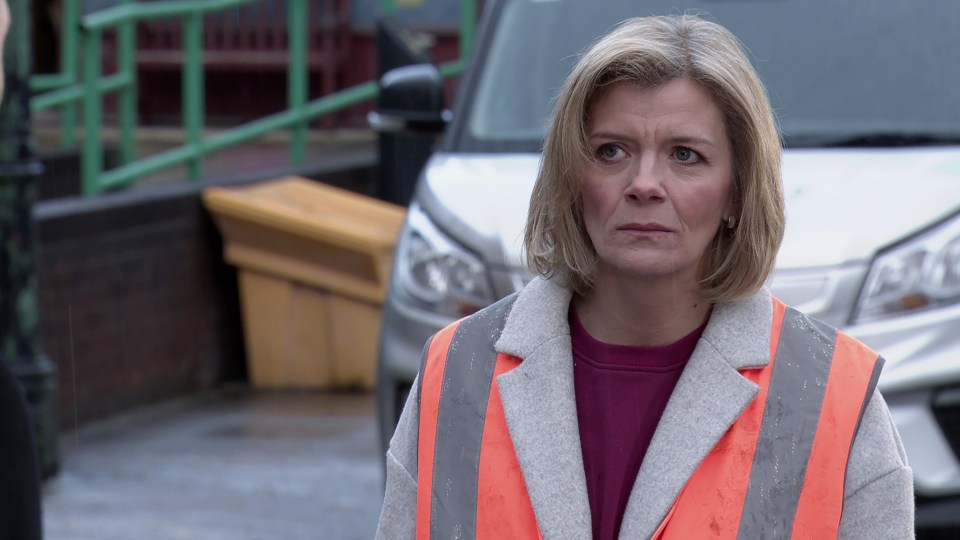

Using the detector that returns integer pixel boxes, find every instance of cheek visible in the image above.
[679,181,732,230]
[579,178,606,228]
[580,172,622,222]
[578,179,617,253]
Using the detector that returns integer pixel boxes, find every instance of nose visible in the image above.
[624,161,666,203]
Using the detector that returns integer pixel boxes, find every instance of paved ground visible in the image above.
[42,389,385,540]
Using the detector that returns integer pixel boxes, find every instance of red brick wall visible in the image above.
[35,187,247,424]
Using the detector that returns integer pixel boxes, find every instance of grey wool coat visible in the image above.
[376,277,915,539]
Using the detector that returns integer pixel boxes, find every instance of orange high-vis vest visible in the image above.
[415,295,884,540]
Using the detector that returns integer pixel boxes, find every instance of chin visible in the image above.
[599,260,699,286]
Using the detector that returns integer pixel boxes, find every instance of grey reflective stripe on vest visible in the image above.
[430,294,517,540]
[737,307,838,540]
[850,355,885,460]
[412,334,434,480]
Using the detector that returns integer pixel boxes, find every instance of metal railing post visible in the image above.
[460,0,476,66]
[82,30,104,195]
[183,12,204,180]
[118,0,137,165]
[62,0,81,148]
[288,0,308,165]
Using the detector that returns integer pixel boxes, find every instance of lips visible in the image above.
[618,222,673,232]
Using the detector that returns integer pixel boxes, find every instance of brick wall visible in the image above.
[34,161,376,425]
[36,185,244,424]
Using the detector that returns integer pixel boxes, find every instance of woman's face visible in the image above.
[581,77,735,289]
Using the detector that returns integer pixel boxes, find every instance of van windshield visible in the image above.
[460,0,960,151]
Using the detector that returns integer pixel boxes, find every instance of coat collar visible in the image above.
[495,277,773,539]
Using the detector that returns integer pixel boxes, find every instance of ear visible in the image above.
[724,200,741,222]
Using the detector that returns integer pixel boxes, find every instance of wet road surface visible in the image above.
[42,389,384,540]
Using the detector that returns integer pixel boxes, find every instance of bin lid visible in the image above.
[202,176,406,252]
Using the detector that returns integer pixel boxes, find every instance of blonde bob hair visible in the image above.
[524,14,785,303]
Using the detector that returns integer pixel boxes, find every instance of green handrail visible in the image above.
[30,0,476,196]
[118,1,137,165]
[288,0,308,165]
[82,25,103,195]
[183,12,204,180]
[459,0,476,65]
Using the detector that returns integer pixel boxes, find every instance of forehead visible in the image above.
[586,78,726,136]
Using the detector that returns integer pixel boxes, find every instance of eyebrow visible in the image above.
[589,132,718,148]
[669,136,716,148]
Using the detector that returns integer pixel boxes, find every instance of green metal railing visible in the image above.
[30,0,476,196]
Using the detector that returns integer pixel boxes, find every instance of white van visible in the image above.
[372,1,960,533]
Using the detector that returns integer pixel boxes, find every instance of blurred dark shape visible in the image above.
[0,0,60,494]
[0,360,42,539]
[374,15,445,206]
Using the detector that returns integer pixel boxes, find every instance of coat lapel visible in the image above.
[495,278,593,539]
[618,290,774,539]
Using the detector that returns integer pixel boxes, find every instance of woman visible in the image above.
[377,15,913,539]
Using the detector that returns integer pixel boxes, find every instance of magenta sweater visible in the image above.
[570,307,706,540]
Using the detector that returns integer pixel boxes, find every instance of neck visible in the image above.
[574,273,710,347]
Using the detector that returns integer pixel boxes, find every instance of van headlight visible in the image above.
[396,204,495,317]
[854,215,960,323]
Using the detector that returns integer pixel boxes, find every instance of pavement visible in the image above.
[42,388,385,540]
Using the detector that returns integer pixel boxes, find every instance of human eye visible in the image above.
[672,146,702,164]
[595,143,626,163]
